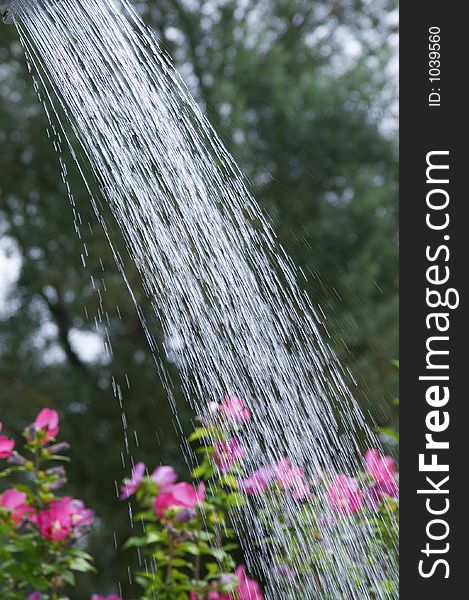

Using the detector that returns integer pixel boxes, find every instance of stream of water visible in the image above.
[9,0,397,596]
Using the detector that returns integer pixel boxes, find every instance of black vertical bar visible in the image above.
[400,4,466,598]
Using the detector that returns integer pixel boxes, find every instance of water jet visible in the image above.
[4,0,399,596]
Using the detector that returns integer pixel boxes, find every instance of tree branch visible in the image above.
[42,294,88,372]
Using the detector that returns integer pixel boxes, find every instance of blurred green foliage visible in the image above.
[0,0,398,596]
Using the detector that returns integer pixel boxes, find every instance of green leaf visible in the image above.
[178,541,199,555]
[218,474,238,489]
[47,454,71,462]
[61,570,76,585]
[374,427,399,442]
[69,557,96,573]
[170,558,191,568]
[191,463,209,478]
[203,547,229,561]
[224,492,245,507]
[188,427,215,442]
[124,531,164,549]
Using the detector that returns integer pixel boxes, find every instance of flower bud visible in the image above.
[48,477,68,490]
[45,466,66,477]
[7,451,27,465]
[175,508,196,524]
[219,574,237,585]
[47,441,71,454]
[23,424,37,441]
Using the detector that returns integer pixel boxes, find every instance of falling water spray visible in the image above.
[5,0,398,597]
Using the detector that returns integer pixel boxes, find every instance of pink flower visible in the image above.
[90,595,122,600]
[0,488,31,525]
[120,462,146,499]
[37,506,72,540]
[154,481,205,520]
[37,496,93,540]
[238,467,274,495]
[191,591,231,600]
[0,422,15,459]
[219,395,251,422]
[37,498,73,540]
[274,458,310,500]
[69,498,94,529]
[151,465,177,491]
[28,594,42,600]
[236,565,263,599]
[214,438,246,472]
[34,408,59,444]
[327,475,364,514]
[366,480,399,509]
[0,435,15,459]
[365,449,395,484]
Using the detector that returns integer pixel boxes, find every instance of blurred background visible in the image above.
[0,0,398,597]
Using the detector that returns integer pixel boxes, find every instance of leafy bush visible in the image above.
[1,398,398,599]
[0,409,100,599]
[119,398,262,599]
[121,395,398,599]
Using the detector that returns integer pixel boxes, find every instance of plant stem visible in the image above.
[166,537,175,582]
[194,530,201,592]
[33,446,43,509]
